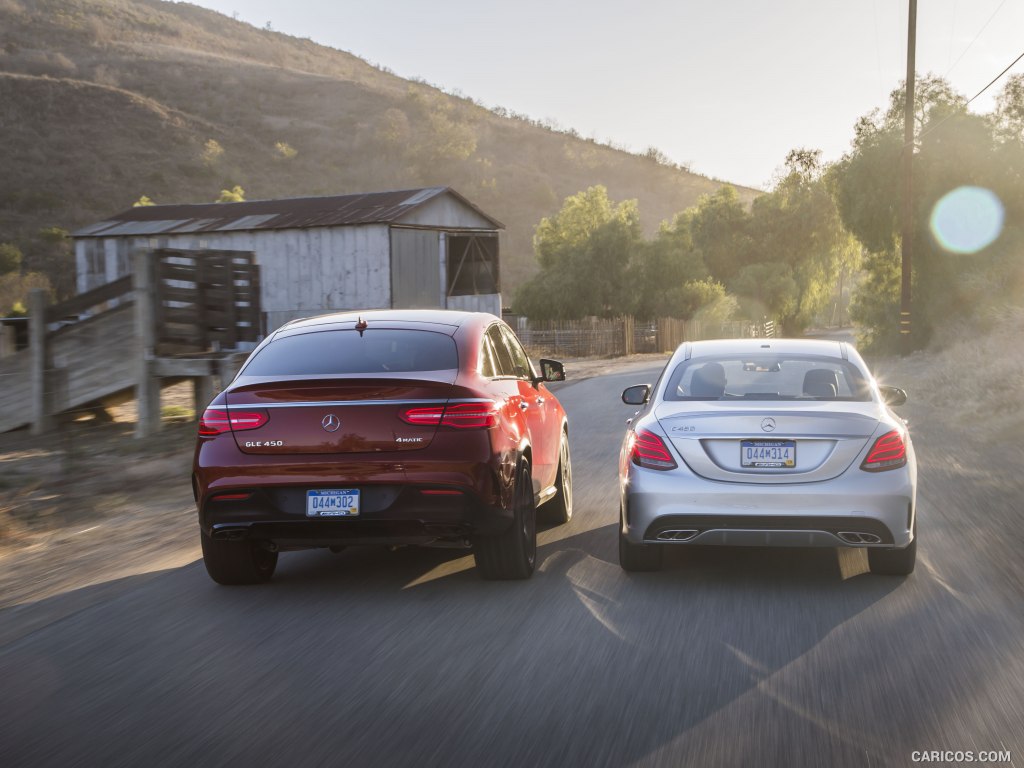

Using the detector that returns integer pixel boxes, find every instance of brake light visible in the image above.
[400,402,498,429]
[861,430,907,471]
[401,406,445,426]
[198,408,270,436]
[631,429,677,470]
[440,403,498,429]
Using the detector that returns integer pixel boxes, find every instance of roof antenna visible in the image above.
[355,316,368,336]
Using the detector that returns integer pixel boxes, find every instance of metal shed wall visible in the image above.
[76,225,392,333]
[390,229,442,309]
[396,195,499,230]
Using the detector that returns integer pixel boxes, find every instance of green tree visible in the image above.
[202,139,225,166]
[216,185,245,203]
[516,187,643,320]
[690,186,754,285]
[274,141,298,160]
[834,74,1024,349]
[0,243,23,274]
[742,150,858,332]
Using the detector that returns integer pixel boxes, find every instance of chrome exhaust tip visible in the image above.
[657,529,699,542]
[838,532,882,545]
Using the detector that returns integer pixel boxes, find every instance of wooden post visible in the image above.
[133,251,161,438]
[224,256,238,349]
[29,288,52,435]
[193,375,214,420]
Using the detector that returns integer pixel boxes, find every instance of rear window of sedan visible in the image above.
[664,355,872,401]
[243,329,459,375]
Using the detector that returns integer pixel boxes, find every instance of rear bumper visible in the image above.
[621,462,916,549]
[194,435,513,546]
[201,484,512,546]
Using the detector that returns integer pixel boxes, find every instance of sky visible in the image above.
[187,0,1024,190]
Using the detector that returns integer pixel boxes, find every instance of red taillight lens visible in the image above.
[631,429,677,470]
[198,408,269,436]
[400,403,498,429]
[440,403,498,429]
[400,406,445,426]
[861,429,907,471]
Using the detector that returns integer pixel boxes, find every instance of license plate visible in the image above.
[741,440,796,468]
[306,489,360,517]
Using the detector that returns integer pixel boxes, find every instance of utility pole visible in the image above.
[900,0,917,355]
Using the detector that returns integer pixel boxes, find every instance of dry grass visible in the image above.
[871,309,1024,440]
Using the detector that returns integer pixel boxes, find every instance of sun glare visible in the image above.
[929,186,1004,255]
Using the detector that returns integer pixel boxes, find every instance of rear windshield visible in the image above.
[664,354,872,402]
[243,329,459,376]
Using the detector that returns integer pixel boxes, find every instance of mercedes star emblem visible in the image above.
[761,417,777,433]
[322,414,341,433]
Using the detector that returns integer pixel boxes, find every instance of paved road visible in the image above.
[2,364,1022,767]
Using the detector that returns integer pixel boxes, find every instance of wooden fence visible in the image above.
[153,248,261,354]
[515,316,777,358]
[0,248,261,437]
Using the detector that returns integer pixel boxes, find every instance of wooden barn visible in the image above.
[72,187,504,332]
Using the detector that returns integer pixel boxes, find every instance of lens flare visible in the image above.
[929,186,1004,254]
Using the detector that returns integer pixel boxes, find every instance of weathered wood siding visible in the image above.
[153,225,391,333]
[0,348,31,432]
[49,303,136,413]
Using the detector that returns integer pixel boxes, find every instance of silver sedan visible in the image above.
[618,338,917,575]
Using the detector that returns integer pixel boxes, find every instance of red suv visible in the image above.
[193,310,572,583]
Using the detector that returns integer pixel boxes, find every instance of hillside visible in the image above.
[0,0,760,296]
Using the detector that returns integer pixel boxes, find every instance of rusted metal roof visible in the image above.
[73,187,504,238]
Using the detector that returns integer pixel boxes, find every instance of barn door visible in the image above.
[390,228,442,308]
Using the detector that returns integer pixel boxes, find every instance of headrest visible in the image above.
[803,368,839,398]
[691,362,726,397]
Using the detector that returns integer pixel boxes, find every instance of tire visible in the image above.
[200,530,279,585]
[868,537,916,576]
[618,516,663,572]
[539,433,573,526]
[474,460,537,580]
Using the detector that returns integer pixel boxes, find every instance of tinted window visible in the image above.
[486,325,515,377]
[244,329,459,375]
[500,326,533,379]
[480,335,497,377]
[664,355,871,401]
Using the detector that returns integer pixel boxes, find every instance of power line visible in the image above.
[965,47,1024,106]
[943,0,1009,77]
[908,46,1024,147]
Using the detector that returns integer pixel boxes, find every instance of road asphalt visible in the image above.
[1,359,1022,767]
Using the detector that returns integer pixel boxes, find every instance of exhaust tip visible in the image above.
[657,529,699,542]
[838,532,882,545]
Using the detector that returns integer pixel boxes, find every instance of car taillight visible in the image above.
[631,429,677,470]
[198,408,269,436]
[401,406,445,426]
[400,402,498,429]
[861,429,907,471]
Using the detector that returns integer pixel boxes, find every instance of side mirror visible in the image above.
[538,358,565,382]
[622,384,651,405]
[880,385,907,406]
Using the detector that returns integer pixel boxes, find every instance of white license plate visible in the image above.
[306,489,360,517]
[741,440,796,468]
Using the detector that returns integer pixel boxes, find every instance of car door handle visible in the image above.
[536,397,546,405]
[519,401,529,411]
